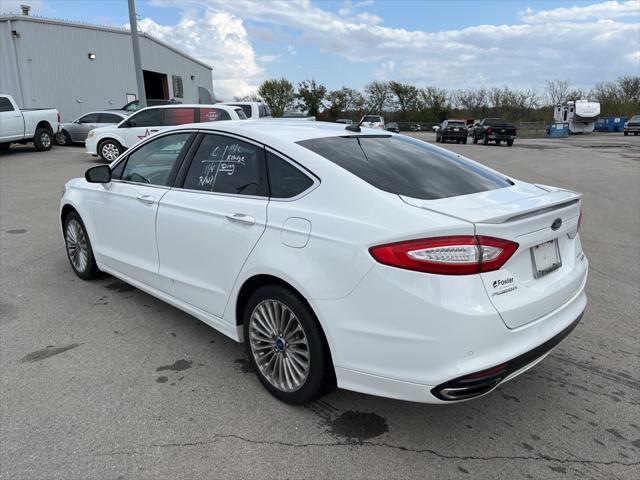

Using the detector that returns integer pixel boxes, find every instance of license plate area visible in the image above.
[530,239,561,278]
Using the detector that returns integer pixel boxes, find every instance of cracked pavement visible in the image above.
[1,133,639,479]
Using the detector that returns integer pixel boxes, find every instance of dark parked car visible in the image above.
[472,118,517,146]
[436,119,468,144]
[386,122,400,133]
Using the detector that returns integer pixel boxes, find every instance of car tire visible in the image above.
[482,135,489,145]
[462,138,467,144]
[472,134,478,144]
[33,127,53,151]
[55,130,72,146]
[635,132,638,136]
[0,143,10,151]
[496,140,501,146]
[63,211,100,280]
[243,285,333,405]
[507,139,514,146]
[98,139,123,162]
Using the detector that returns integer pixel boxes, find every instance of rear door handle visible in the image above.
[225,213,255,225]
[136,194,155,205]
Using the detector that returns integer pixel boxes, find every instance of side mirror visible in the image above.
[85,165,111,183]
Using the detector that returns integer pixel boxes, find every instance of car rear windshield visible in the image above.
[484,118,507,126]
[448,121,466,126]
[363,116,382,123]
[297,135,511,200]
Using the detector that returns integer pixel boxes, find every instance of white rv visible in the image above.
[554,99,601,134]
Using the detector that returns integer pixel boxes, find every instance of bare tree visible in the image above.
[234,94,262,102]
[617,75,640,102]
[545,79,571,105]
[389,81,420,114]
[364,81,392,113]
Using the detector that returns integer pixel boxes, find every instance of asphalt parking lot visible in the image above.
[1,133,638,479]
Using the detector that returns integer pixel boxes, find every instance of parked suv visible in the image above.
[221,102,272,119]
[359,115,385,129]
[86,104,247,162]
[436,119,468,144]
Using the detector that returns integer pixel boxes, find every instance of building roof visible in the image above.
[0,13,212,70]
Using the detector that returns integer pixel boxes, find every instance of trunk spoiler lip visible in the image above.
[399,184,582,225]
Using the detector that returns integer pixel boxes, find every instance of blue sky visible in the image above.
[5,0,639,99]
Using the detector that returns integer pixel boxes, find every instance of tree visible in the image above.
[545,79,571,105]
[234,94,262,102]
[257,78,296,117]
[364,81,392,113]
[297,79,327,117]
[617,75,640,102]
[326,87,365,120]
[452,87,489,119]
[419,87,449,122]
[389,81,420,114]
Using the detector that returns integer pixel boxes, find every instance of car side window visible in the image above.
[198,108,231,122]
[127,108,161,128]
[99,113,125,123]
[163,108,196,126]
[120,133,192,186]
[79,113,99,123]
[266,152,314,199]
[182,134,267,196]
[0,97,15,112]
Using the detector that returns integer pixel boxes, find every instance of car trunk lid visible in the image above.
[401,183,588,328]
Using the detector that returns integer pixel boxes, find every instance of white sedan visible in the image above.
[61,121,588,405]
[85,104,247,162]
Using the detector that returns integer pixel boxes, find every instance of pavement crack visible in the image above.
[125,433,640,467]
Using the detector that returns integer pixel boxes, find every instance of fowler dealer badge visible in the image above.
[492,277,518,296]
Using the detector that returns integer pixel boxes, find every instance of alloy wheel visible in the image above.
[101,143,119,161]
[66,219,88,273]
[40,131,51,148]
[249,299,310,392]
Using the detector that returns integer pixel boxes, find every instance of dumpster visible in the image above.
[546,122,569,138]
[595,116,626,132]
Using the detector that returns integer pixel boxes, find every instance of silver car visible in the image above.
[56,111,129,145]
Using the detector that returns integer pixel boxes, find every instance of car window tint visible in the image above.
[267,152,314,198]
[234,108,248,119]
[297,135,511,200]
[182,134,267,196]
[198,108,231,122]
[128,108,161,127]
[111,159,126,179]
[99,113,125,123]
[228,104,252,118]
[0,97,15,112]
[79,113,99,123]
[163,108,196,126]
[363,116,381,123]
[121,133,191,186]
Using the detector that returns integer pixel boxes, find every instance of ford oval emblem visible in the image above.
[551,218,562,231]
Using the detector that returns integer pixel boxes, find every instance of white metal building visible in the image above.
[0,11,215,121]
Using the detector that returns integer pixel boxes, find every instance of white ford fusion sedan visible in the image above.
[60,120,588,405]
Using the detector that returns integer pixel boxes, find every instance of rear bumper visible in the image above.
[443,131,467,138]
[317,260,587,404]
[488,134,516,140]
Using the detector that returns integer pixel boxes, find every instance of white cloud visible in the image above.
[135,10,264,100]
[147,0,639,92]
[520,0,640,23]
[287,45,297,55]
[257,54,282,63]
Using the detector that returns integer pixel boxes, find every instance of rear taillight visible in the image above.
[369,236,518,275]
[487,127,493,135]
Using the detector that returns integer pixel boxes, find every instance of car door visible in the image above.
[0,96,24,142]
[155,132,269,317]
[122,107,162,148]
[69,112,100,142]
[91,131,195,288]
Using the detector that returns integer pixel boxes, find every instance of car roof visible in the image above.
[166,120,390,143]
[133,104,240,112]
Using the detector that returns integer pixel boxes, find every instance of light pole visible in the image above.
[128,0,146,108]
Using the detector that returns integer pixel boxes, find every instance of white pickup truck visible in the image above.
[0,94,59,151]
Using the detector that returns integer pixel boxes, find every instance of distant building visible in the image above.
[0,9,215,120]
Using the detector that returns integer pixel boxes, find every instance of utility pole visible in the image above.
[128,0,146,108]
